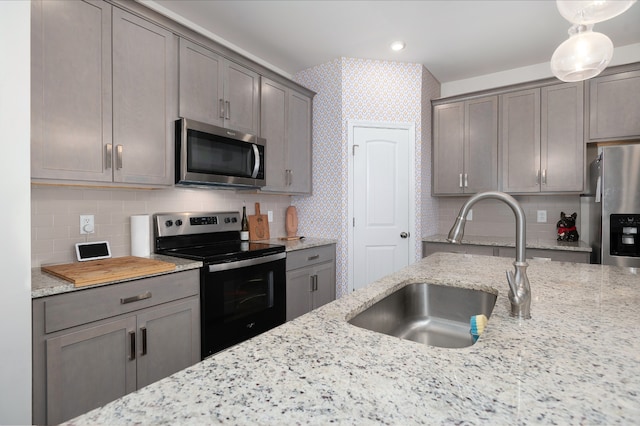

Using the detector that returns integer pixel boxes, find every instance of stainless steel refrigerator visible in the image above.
[587,144,640,267]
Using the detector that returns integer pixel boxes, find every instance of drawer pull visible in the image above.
[129,331,136,360]
[120,291,151,304]
[307,255,320,261]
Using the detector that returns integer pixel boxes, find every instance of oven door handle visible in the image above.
[208,252,286,272]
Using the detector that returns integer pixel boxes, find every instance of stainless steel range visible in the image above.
[154,211,286,359]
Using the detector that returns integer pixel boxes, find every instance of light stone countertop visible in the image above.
[258,236,337,251]
[423,234,592,252]
[65,252,640,425]
[31,254,202,299]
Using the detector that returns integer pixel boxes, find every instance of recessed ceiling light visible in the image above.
[390,41,406,51]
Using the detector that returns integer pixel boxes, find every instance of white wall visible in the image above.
[441,42,640,97]
[0,1,32,423]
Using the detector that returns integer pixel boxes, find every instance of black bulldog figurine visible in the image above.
[557,212,579,242]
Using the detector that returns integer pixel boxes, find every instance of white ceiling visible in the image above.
[149,0,640,83]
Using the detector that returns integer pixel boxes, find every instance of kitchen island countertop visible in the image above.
[65,252,639,425]
[423,234,592,252]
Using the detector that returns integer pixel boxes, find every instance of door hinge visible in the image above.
[352,144,359,156]
[352,217,356,227]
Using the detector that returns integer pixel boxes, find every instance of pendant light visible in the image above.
[551,0,637,82]
[550,24,613,82]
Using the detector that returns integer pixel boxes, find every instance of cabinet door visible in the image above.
[433,103,465,194]
[286,268,314,321]
[541,82,584,192]
[45,317,136,425]
[31,0,113,182]
[224,61,260,134]
[589,70,640,141]
[261,78,288,192]
[113,8,177,185]
[465,96,498,193]
[179,38,224,127]
[136,297,200,388]
[500,89,541,193]
[287,90,312,194]
[311,261,336,310]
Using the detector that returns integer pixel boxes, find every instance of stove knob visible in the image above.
[165,220,173,227]
[175,219,183,226]
[224,217,231,223]
[231,217,238,223]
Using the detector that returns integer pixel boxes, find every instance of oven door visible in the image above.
[201,252,286,359]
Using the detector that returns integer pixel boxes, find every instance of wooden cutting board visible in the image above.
[41,256,176,288]
[248,202,270,241]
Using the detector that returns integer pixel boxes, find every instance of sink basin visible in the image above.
[348,283,497,348]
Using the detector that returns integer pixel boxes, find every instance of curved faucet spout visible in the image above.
[447,191,531,319]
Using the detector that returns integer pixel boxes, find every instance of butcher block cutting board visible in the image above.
[41,256,176,288]
[248,202,270,241]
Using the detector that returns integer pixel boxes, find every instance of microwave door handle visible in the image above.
[251,144,260,178]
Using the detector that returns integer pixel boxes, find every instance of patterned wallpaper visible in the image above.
[294,57,441,298]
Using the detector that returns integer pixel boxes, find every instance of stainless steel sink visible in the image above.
[348,283,497,348]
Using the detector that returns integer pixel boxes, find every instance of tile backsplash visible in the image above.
[436,195,583,241]
[31,185,291,267]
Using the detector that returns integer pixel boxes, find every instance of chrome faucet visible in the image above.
[447,191,531,319]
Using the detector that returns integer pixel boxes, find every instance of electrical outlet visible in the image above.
[267,210,273,223]
[537,210,547,223]
[80,215,95,234]
[467,209,473,221]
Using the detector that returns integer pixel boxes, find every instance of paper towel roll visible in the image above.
[131,214,150,257]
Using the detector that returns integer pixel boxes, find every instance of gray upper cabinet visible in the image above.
[112,8,177,185]
[500,82,583,193]
[433,96,497,195]
[260,78,313,194]
[179,38,259,135]
[587,69,640,141]
[31,1,177,186]
[31,0,113,182]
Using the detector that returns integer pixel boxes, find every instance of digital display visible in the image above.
[76,241,111,262]
[190,216,218,226]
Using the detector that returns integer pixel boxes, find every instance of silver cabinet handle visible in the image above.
[309,275,315,292]
[289,169,293,186]
[141,327,147,356]
[464,173,468,188]
[120,291,151,304]
[307,254,320,261]
[542,169,547,185]
[129,331,136,360]
[219,99,225,118]
[116,145,123,170]
[459,173,463,188]
[536,169,540,184]
[106,144,113,169]
[225,100,230,120]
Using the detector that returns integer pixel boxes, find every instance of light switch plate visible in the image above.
[267,210,273,223]
[537,210,547,223]
[467,209,473,221]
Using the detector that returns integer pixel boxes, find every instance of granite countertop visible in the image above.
[31,254,202,299]
[65,252,639,425]
[423,234,592,252]
[259,236,337,251]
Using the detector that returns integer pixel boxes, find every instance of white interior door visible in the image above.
[352,125,411,291]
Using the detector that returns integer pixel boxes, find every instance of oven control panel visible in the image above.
[154,212,241,237]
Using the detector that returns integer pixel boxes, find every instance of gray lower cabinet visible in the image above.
[31,0,177,186]
[588,69,640,141]
[178,38,260,134]
[500,82,583,193]
[433,96,498,195]
[422,241,589,264]
[286,245,336,321]
[260,78,313,194]
[32,270,200,425]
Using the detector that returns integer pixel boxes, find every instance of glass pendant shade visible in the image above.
[550,25,613,82]
[556,0,637,24]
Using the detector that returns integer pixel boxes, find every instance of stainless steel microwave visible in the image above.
[175,118,265,188]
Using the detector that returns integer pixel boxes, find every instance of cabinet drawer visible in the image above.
[286,244,335,271]
[43,270,199,333]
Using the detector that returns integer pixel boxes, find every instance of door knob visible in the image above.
[400,232,409,238]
